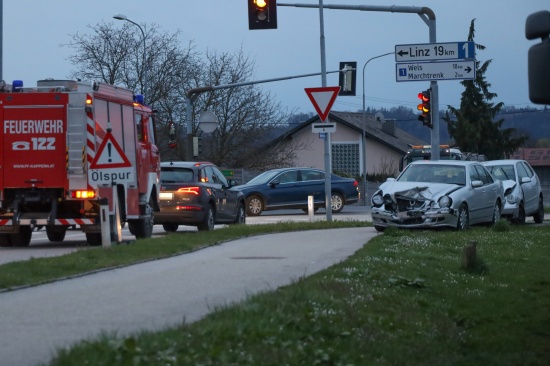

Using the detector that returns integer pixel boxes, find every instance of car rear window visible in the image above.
[161,168,194,183]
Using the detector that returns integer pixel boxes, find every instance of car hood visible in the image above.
[501,179,517,194]
[378,181,461,201]
[231,184,257,192]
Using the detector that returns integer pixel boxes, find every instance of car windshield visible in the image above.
[486,165,514,181]
[160,168,194,183]
[398,164,466,185]
[245,170,282,185]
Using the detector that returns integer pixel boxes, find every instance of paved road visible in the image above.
[0,227,377,366]
[0,204,372,265]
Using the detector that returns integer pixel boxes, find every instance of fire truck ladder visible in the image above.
[66,103,88,183]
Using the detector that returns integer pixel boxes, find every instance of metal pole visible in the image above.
[184,70,343,160]
[277,3,439,159]
[361,51,394,205]
[318,0,332,222]
[113,15,147,104]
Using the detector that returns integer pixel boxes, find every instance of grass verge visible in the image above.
[47,223,550,366]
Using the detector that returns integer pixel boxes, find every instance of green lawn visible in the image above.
[39,221,550,366]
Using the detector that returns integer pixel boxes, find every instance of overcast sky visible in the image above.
[3,0,548,115]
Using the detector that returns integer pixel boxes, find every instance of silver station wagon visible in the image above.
[371,161,508,232]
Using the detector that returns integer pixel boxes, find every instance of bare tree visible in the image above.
[64,22,303,169]
[189,49,293,167]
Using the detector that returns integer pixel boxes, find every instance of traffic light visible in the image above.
[338,62,357,96]
[248,0,277,30]
[417,89,432,128]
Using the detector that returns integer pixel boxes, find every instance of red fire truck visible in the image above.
[0,79,160,246]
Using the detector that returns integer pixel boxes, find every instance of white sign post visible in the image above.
[312,122,336,133]
[304,86,340,222]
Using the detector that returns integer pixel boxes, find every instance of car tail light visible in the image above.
[176,206,202,211]
[177,186,200,195]
[353,180,358,187]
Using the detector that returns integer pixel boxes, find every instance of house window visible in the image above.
[332,143,359,177]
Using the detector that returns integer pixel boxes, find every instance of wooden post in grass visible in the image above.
[462,241,477,269]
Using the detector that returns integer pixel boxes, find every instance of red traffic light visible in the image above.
[418,92,429,102]
[417,89,432,128]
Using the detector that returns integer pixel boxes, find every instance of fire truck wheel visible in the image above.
[46,226,67,242]
[0,234,12,247]
[10,226,32,247]
[86,233,102,246]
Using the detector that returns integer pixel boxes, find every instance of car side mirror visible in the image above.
[227,179,240,187]
[270,179,280,187]
[471,180,483,188]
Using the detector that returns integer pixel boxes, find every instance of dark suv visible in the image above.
[154,161,245,232]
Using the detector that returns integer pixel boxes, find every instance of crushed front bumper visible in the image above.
[371,207,458,229]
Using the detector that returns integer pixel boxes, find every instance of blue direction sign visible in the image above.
[396,60,476,82]
[395,41,475,62]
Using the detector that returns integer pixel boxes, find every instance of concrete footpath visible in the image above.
[0,227,378,366]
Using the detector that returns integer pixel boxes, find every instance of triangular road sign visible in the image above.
[89,132,132,169]
[305,86,341,122]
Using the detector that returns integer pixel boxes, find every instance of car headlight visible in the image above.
[506,194,517,204]
[438,195,452,208]
[372,193,384,207]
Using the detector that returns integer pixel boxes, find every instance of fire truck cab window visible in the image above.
[135,114,144,142]
[146,115,156,145]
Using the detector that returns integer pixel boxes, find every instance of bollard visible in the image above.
[99,198,111,248]
[112,187,122,243]
[308,195,314,222]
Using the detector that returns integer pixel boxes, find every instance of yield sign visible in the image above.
[89,132,132,169]
[304,86,341,122]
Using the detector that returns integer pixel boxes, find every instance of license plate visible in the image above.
[397,210,422,218]
[159,192,173,200]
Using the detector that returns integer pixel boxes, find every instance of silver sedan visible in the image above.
[371,161,507,231]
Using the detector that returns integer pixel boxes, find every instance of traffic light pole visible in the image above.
[317,0,333,222]
[278,3,440,160]
[184,69,346,160]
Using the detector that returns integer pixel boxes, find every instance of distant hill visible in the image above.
[371,106,550,147]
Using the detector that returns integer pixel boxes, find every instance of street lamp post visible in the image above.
[113,14,147,104]
[361,51,394,205]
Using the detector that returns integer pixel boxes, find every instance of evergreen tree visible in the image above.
[444,19,527,159]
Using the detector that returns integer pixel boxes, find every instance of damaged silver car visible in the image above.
[371,161,507,232]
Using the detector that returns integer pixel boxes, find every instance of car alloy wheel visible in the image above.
[331,193,344,213]
[198,205,215,231]
[247,196,263,216]
[457,203,469,230]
